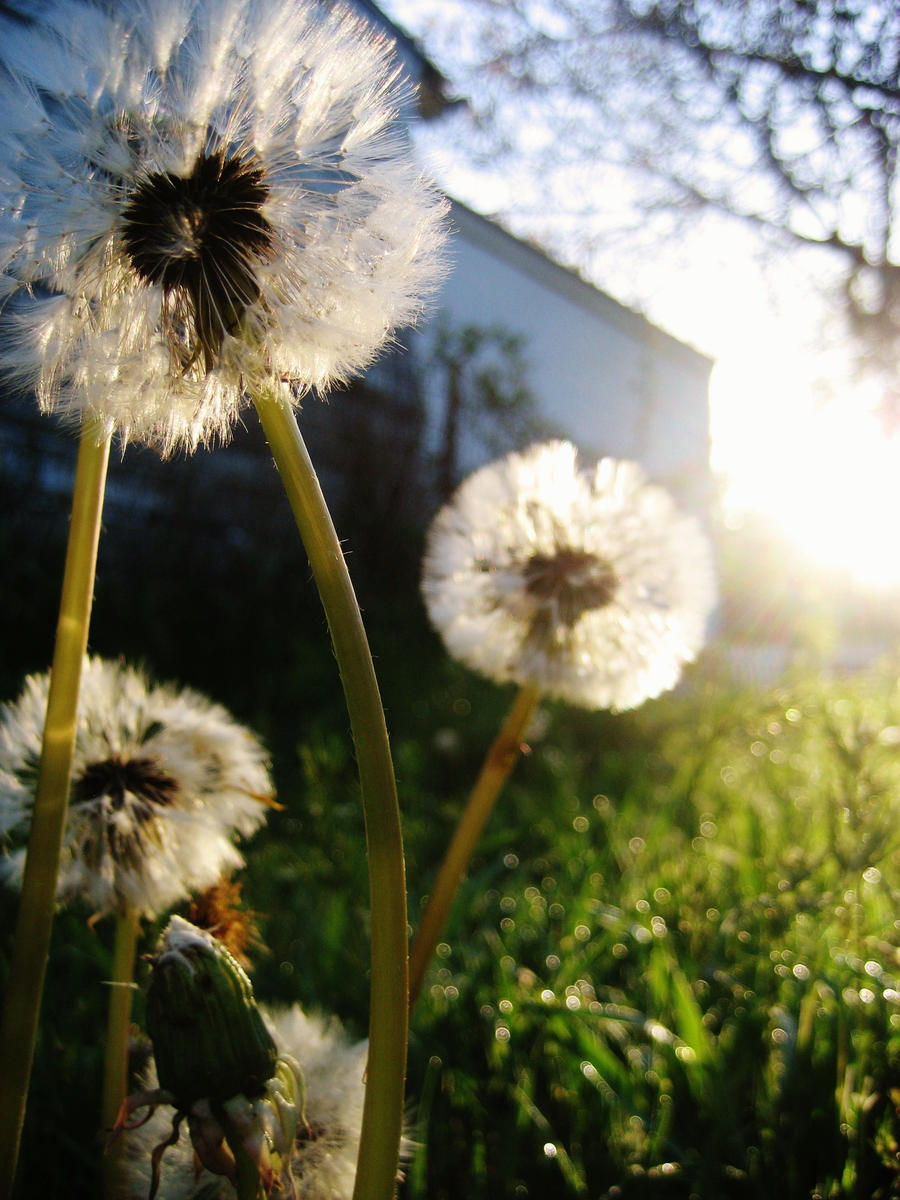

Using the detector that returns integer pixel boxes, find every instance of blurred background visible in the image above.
[3,1,900,1197]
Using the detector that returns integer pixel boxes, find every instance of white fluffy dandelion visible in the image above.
[265,1007,373,1200]
[121,1004,400,1200]
[0,0,447,453]
[421,441,716,712]
[0,657,273,915]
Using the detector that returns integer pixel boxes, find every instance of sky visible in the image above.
[379,0,900,593]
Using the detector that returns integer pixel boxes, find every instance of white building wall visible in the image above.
[409,202,713,513]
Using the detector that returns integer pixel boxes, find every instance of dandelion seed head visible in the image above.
[0,0,447,453]
[422,441,717,712]
[0,657,273,915]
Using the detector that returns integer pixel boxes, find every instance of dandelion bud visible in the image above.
[146,917,277,1110]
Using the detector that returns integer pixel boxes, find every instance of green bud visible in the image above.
[146,916,277,1108]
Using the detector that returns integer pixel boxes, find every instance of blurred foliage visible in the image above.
[3,426,900,1198]
[424,318,557,498]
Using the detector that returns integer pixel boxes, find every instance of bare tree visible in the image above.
[394,0,900,406]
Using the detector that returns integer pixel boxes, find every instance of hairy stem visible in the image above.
[0,422,111,1197]
[252,390,407,1200]
[408,684,541,1008]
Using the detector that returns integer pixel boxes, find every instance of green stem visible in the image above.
[224,1126,265,1200]
[252,391,407,1200]
[101,906,141,1200]
[0,421,111,1198]
[408,683,541,1009]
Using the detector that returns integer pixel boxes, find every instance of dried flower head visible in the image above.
[0,0,447,452]
[121,1001,407,1199]
[0,658,273,915]
[188,877,264,970]
[421,441,716,712]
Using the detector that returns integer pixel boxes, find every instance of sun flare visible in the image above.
[712,355,900,591]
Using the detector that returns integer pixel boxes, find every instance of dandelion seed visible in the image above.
[421,441,716,711]
[0,0,447,453]
[0,658,273,916]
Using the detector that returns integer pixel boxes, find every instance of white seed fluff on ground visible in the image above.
[121,1005,398,1200]
[0,657,273,916]
[421,441,717,712]
[0,0,447,453]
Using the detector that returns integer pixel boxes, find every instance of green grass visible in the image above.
[399,667,900,1199]
[5,644,900,1198]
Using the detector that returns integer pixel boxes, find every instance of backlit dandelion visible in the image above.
[0,658,273,916]
[410,442,717,1006]
[0,0,447,452]
[421,440,717,713]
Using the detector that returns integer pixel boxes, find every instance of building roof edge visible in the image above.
[448,197,714,373]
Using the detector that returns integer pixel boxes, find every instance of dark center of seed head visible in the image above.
[74,756,179,812]
[523,547,619,628]
[120,151,275,372]
[73,755,180,877]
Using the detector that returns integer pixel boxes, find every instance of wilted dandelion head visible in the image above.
[121,1003,410,1199]
[0,0,447,453]
[421,441,717,712]
[0,658,273,915]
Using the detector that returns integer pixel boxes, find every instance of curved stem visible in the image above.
[408,683,541,1009]
[0,422,111,1197]
[252,391,407,1200]
[101,906,141,1200]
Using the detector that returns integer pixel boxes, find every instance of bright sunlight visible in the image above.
[711,352,900,591]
